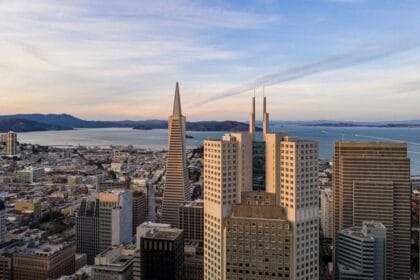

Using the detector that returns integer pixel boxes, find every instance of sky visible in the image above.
[1,0,420,121]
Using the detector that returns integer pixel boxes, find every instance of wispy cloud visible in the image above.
[197,39,420,105]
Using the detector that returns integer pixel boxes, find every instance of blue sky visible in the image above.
[0,0,420,121]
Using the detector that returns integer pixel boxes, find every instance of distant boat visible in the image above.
[186,134,194,139]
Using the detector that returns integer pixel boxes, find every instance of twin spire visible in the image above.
[172,82,268,136]
[249,88,269,137]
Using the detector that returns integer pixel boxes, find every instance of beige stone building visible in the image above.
[332,142,411,280]
[203,97,319,280]
[204,134,239,280]
[225,192,291,280]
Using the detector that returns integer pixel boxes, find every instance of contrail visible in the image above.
[196,39,420,105]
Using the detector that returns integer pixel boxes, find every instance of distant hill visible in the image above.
[301,122,420,128]
[0,114,259,132]
[133,120,260,132]
[188,121,260,131]
[0,118,70,132]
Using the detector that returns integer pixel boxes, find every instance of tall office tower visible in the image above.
[336,221,386,280]
[230,132,253,199]
[203,135,239,280]
[320,188,333,239]
[179,200,204,244]
[76,197,100,264]
[0,201,5,245]
[99,189,133,252]
[333,142,411,280]
[278,136,319,280]
[225,192,291,279]
[135,222,184,280]
[161,82,191,227]
[204,97,319,280]
[5,131,17,156]
[132,190,148,235]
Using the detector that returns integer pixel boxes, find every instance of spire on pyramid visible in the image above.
[173,82,182,116]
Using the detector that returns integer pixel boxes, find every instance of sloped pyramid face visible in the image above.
[161,82,191,227]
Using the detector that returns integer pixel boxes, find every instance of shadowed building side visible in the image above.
[332,142,411,280]
[161,82,191,228]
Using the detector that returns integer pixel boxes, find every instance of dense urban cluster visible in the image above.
[0,84,418,280]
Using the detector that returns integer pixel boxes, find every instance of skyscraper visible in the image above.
[5,131,17,156]
[336,221,386,280]
[179,200,204,244]
[320,188,333,239]
[333,142,411,280]
[203,96,319,280]
[132,190,148,235]
[161,82,191,227]
[204,134,239,280]
[135,222,184,280]
[76,197,100,264]
[277,136,319,280]
[99,189,133,252]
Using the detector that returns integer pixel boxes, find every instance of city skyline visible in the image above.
[1,1,420,121]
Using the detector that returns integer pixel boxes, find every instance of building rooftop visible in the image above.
[94,245,135,270]
[142,227,183,241]
[339,221,386,241]
[180,200,204,208]
[14,241,73,257]
[230,204,288,221]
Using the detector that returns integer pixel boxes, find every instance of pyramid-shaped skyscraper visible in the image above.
[161,82,191,227]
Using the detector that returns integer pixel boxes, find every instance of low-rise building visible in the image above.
[12,242,76,280]
[91,245,135,280]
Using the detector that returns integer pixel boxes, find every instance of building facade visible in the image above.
[179,200,204,243]
[76,197,100,264]
[225,192,291,280]
[132,190,148,235]
[91,245,135,280]
[0,201,5,245]
[135,222,184,280]
[336,221,386,280]
[333,142,411,280]
[5,132,17,156]
[204,134,240,280]
[203,96,319,280]
[277,136,319,280]
[161,82,191,227]
[320,188,333,239]
[12,243,75,280]
[99,190,133,252]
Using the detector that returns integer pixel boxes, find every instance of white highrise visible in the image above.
[99,189,133,252]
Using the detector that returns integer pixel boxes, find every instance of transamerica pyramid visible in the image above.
[161,82,191,227]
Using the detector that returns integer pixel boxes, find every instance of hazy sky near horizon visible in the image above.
[1,0,420,121]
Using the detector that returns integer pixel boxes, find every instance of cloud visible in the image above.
[197,39,420,105]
